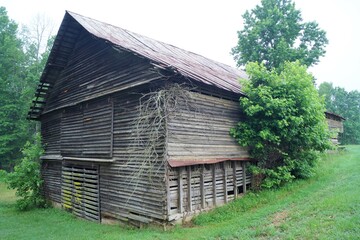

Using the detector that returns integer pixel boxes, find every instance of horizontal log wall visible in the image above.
[44,30,162,112]
[60,97,112,158]
[167,161,251,221]
[41,160,62,204]
[41,111,61,155]
[167,90,249,165]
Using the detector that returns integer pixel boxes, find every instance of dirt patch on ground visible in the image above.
[271,210,289,227]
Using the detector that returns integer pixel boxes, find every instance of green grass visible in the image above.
[1,146,359,239]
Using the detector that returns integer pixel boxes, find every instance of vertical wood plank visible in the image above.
[187,166,192,212]
[233,161,238,199]
[178,167,183,213]
[166,167,171,219]
[223,162,228,203]
[242,162,247,194]
[97,164,101,223]
[200,164,205,209]
[212,164,217,206]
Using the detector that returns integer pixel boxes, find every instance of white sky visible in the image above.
[1,0,359,91]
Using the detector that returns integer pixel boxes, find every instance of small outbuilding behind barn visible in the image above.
[325,111,345,145]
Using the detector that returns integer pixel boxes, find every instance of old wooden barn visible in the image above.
[28,11,252,226]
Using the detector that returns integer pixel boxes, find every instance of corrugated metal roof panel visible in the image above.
[67,11,247,94]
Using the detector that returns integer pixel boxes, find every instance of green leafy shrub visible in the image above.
[231,61,331,189]
[0,170,7,181]
[6,133,46,210]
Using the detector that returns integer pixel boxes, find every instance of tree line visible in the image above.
[0,7,53,170]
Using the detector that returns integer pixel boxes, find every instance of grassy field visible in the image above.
[1,146,359,239]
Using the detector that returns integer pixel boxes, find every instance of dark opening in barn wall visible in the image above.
[61,163,100,222]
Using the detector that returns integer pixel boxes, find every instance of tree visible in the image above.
[231,62,331,188]
[318,82,360,144]
[0,7,54,170]
[231,0,328,70]
[318,81,333,105]
[6,133,46,210]
[0,6,28,170]
[19,13,54,63]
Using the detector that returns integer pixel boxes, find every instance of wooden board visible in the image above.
[61,163,100,222]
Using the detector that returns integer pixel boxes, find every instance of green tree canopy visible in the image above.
[0,7,53,170]
[0,6,27,170]
[231,62,330,188]
[231,0,328,70]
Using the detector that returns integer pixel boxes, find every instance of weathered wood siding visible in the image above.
[61,163,100,222]
[39,28,168,224]
[167,161,251,221]
[60,97,112,158]
[327,118,344,133]
[41,160,62,204]
[40,88,168,225]
[99,91,167,225]
[163,88,251,221]
[325,113,344,145]
[40,85,254,225]
[167,91,249,166]
[43,30,162,113]
[41,111,61,155]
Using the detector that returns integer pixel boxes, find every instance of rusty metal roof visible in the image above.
[68,11,247,94]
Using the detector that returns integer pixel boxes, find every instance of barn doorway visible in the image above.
[61,163,100,222]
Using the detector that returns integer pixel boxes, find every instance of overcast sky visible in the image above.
[1,0,359,91]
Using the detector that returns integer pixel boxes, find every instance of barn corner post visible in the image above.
[163,84,193,223]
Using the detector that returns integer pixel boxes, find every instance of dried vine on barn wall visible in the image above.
[120,84,197,191]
